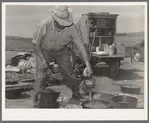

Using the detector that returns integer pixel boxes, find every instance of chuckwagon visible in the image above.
[72,12,125,78]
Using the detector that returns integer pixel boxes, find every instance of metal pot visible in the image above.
[112,95,138,108]
[50,64,60,73]
[82,99,112,109]
[112,83,141,94]
[36,88,60,108]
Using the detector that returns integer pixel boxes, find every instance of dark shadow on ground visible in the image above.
[93,66,144,81]
[112,69,144,81]
[6,93,31,100]
[121,60,144,65]
[93,66,109,77]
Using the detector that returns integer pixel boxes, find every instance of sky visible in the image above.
[5,3,145,38]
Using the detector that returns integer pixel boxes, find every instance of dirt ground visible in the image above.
[5,51,145,109]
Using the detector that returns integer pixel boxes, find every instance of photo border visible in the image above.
[1,0,148,122]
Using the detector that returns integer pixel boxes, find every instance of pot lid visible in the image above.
[122,84,140,88]
[41,88,58,94]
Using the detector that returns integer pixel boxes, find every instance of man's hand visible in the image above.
[83,66,93,77]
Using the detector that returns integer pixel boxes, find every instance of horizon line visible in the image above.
[6,31,144,39]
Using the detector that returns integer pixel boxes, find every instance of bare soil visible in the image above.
[5,52,144,108]
[5,35,145,109]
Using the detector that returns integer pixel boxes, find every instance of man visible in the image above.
[32,5,93,103]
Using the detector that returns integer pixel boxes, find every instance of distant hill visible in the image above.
[116,31,144,36]
[6,36,33,40]
[6,36,33,51]
[5,31,144,51]
[6,31,144,40]
[126,31,144,36]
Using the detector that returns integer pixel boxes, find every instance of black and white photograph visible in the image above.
[2,2,148,121]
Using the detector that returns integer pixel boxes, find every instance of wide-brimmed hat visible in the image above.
[48,5,73,26]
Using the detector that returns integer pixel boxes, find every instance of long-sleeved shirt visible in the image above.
[32,15,84,52]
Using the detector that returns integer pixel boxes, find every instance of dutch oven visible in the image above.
[112,95,138,108]
[81,99,112,109]
[112,83,141,94]
[6,87,24,99]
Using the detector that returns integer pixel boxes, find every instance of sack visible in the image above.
[10,53,32,66]
[11,55,26,66]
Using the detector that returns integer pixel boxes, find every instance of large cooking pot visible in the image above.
[36,88,60,108]
[112,95,138,108]
[82,99,112,109]
[112,83,141,94]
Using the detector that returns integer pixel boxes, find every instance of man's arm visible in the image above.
[32,22,48,69]
[70,24,93,76]
[33,43,48,71]
[33,43,47,63]
[79,46,91,68]
[79,45,93,76]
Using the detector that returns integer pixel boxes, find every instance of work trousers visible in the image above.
[33,47,81,101]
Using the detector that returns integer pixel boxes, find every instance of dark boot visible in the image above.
[72,92,82,100]
[71,86,85,101]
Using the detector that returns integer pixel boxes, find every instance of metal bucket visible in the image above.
[37,88,60,108]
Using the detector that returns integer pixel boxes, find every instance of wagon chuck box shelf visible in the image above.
[81,12,123,77]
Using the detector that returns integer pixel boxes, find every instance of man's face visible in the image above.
[54,20,65,30]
